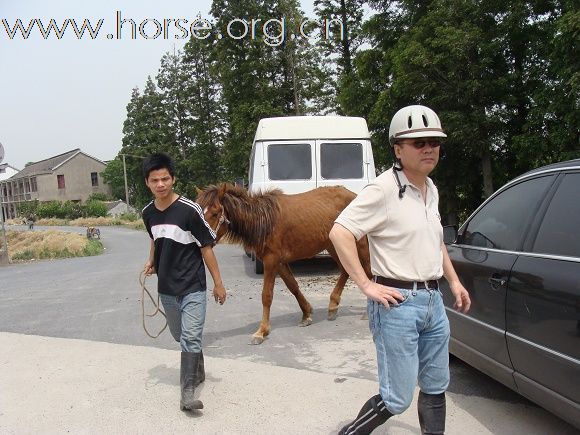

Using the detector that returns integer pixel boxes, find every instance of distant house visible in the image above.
[0,149,112,220]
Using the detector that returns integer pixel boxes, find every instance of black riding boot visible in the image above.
[339,394,392,435]
[180,352,203,410]
[418,391,446,435]
[194,350,205,387]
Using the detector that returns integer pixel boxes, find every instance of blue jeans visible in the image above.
[368,286,450,415]
[159,291,207,353]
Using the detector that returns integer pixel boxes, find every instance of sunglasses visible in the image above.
[398,140,442,149]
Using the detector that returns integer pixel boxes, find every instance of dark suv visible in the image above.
[441,159,580,428]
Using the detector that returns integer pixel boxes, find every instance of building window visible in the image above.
[31,177,37,192]
[91,172,99,187]
[57,174,65,189]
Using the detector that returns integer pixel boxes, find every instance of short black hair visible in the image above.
[142,152,175,180]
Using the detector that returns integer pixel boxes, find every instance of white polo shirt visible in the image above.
[335,167,443,281]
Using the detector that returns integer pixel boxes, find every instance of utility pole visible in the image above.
[0,142,9,265]
[119,153,146,214]
[0,204,8,265]
[122,153,130,213]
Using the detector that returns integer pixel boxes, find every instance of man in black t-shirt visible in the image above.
[142,152,227,411]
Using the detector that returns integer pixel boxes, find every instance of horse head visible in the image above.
[196,183,231,242]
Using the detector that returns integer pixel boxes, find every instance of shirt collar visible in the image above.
[391,166,436,197]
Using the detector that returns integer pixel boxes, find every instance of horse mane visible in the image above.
[197,183,281,252]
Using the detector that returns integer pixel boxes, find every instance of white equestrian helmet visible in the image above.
[389,105,447,145]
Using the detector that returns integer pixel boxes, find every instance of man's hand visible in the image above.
[360,281,405,309]
[143,261,155,276]
[450,281,471,313]
[213,283,227,305]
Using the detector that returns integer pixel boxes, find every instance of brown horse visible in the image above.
[196,183,371,345]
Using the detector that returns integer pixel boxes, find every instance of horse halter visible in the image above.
[205,204,230,234]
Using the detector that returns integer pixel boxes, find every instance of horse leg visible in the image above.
[251,258,277,345]
[326,247,349,321]
[328,271,349,321]
[277,263,313,327]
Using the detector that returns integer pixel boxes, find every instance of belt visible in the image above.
[373,276,439,290]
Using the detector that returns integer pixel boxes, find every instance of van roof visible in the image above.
[254,116,371,141]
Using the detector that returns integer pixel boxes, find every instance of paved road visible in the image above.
[0,225,577,434]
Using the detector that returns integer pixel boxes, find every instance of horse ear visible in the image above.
[195,186,203,196]
[218,183,227,199]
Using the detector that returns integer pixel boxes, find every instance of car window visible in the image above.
[462,176,553,251]
[320,142,363,179]
[268,143,312,180]
[532,173,580,258]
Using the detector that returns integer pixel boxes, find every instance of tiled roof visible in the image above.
[8,149,105,180]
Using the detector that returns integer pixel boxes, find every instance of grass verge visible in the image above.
[6,230,104,262]
[6,216,145,231]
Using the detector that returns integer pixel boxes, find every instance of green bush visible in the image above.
[12,250,35,261]
[61,201,83,220]
[18,200,39,217]
[88,192,109,201]
[83,200,108,217]
[37,201,64,219]
[83,240,104,256]
[32,199,107,219]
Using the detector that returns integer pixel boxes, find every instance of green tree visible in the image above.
[346,0,579,223]
[119,79,173,209]
[210,0,326,180]
[512,0,580,169]
[178,36,227,194]
[101,157,126,201]
[315,0,366,113]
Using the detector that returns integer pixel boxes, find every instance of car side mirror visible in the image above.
[443,225,458,244]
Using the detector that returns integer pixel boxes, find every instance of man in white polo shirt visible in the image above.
[330,105,471,435]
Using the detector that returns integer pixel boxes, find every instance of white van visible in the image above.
[248,116,376,195]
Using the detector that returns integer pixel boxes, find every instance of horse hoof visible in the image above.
[327,311,338,321]
[250,336,264,345]
[299,317,312,327]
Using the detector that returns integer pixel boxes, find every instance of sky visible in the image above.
[0,0,317,170]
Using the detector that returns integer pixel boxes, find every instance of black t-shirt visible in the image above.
[142,195,216,296]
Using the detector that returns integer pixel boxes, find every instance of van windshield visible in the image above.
[268,143,312,180]
[320,142,363,179]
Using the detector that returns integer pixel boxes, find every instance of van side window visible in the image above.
[461,176,553,251]
[268,143,312,180]
[320,143,363,179]
[532,173,580,258]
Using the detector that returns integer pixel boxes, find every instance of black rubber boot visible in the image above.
[180,352,203,410]
[339,394,392,435]
[194,351,205,387]
[418,391,446,435]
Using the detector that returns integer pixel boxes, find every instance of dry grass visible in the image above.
[35,218,69,226]
[6,218,26,225]
[6,230,103,262]
[69,217,119,226]
[6,216,145,231]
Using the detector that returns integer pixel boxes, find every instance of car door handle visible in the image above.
[488,276,506,290]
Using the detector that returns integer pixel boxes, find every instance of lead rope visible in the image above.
[139,271,168,338]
